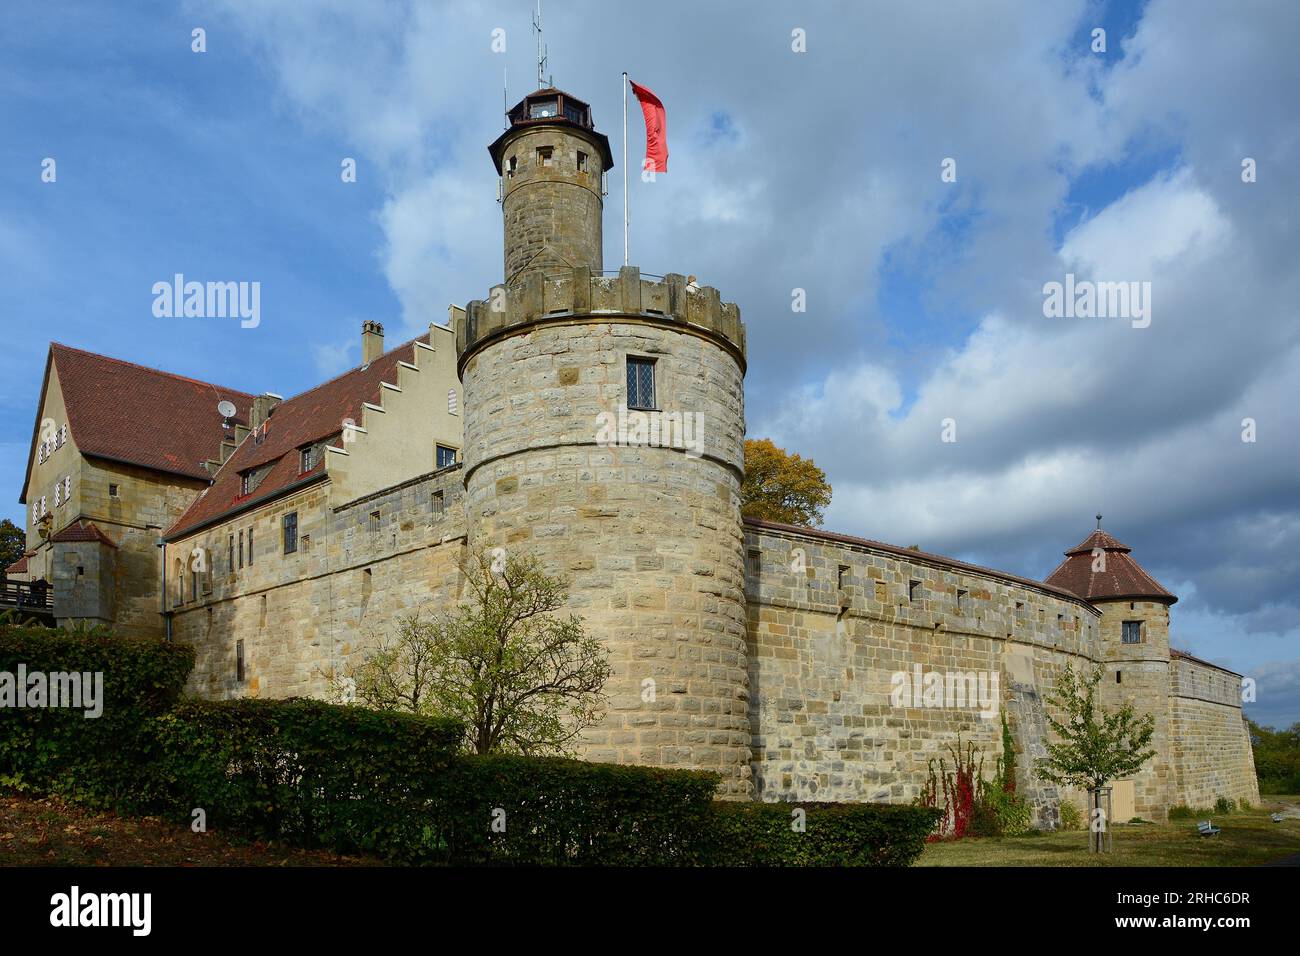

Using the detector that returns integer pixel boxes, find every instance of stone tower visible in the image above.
[1046,526,1177,819]
[489,89,612,287]
[458,87,753,796]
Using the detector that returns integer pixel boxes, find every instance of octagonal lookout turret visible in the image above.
[489,88,615,288]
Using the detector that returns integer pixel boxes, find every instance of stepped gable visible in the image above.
[164,333,429,538]
[1044,527,1177,605]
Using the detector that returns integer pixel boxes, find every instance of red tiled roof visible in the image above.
[49,520,117,548]
[5,551,33,575]
[743,517,1097,607]
[164,334,429,539]
[37,344,255,488]
[1044,528,1177,605]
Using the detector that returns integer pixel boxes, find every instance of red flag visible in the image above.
[629,80,668,174]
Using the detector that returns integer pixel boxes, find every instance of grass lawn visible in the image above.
[918,795,1300,866]
[0,791,379,867]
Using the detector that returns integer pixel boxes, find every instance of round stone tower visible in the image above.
[459,88,752,796]
[489,88,612,287]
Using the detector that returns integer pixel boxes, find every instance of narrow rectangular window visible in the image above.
[283,512,298,554]
[1122,620,1143,644]
[109,483,119,498]
[626,357,656,410]
[238,530,244,569]
[247,526,254,565]
[370,510,381,534]
[228,534,235,572]
[236,640,245,683]
[436,444,457,469]
[537,146,553,167]
[432,490,445,519]
[300,447,316,473]
[577,150,588,172]
[507,155,517,178]
[838,565,850,589]
[1116,670,1122,684]
[747,549,762,578]
[957,589,968,612]
[908,580,921,602]
[241,472,252,496]
[191,569,198,602]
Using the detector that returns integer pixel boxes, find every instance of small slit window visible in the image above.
[236,640,245,683]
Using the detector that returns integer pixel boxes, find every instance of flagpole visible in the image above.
[622,71,629,266]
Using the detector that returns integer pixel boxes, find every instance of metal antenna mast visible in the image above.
[533,1,548,89]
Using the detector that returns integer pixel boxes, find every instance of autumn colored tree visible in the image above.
[740,438,832,527]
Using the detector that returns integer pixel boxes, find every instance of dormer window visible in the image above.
[240,471,253,496]
[300,446,318,473]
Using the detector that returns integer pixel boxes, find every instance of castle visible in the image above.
[10,86,1258,822]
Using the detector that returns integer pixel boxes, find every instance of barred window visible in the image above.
[626,357,656,410]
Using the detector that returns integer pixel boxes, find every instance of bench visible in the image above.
[1197,820,1221,837]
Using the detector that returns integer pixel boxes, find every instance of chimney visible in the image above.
[362,320,385,364]
[249,392,282,432]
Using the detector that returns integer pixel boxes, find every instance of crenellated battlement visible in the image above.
[456,266,746,372]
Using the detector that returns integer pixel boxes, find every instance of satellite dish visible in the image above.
[217,400,237,426]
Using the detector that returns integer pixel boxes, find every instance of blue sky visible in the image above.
[3,0,1298,726]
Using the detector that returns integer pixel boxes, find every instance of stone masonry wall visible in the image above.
[1169,657,1260,808]
[744,522,1104,819]
[168,466,467,700]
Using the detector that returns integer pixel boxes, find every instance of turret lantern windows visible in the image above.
[529,97,557,119]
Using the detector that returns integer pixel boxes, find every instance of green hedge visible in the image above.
[433,755,720,866]
[0,625,193,810]
[154,698,463,861]
[706,801,942,866]
[3,627,940,866]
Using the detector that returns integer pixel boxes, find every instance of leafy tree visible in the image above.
[349,550,611,756]
[1248,719,1300,792]
[0,518,25,576]
[740,438,832,527]
[1036,664,1155,846]
[1036,664,1156,791]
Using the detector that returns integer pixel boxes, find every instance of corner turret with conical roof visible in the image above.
[1047,518,1175,818]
